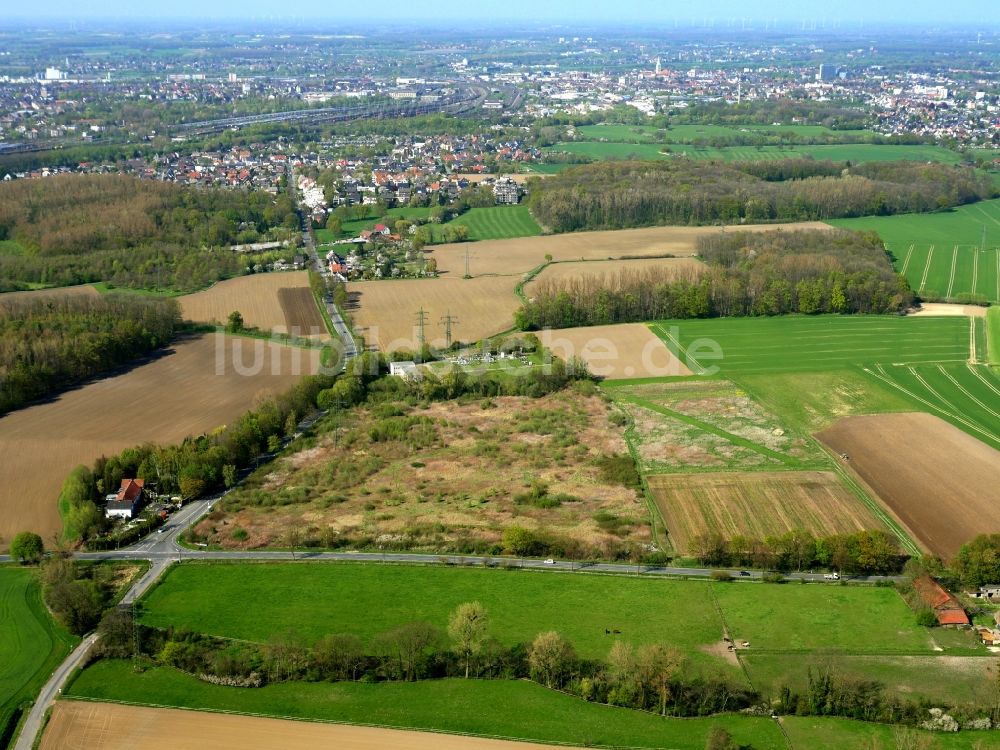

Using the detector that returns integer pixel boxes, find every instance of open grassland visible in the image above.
[781,716,995,750]
[139,563,956,660]
[818,412,1000,559]
[348,276,520,350]
[538,323,691,379]
[547,140,963,165]
[197,389,653,558]
[0,335,319,544]
[829,199,1000,304]
[0,567,77,746]
[524,257,703,295]
[647,471,886,554]
[444,205,541,241]
[179,271,327,338]
[42,701,600,750]
[607,379,828,474]
[650,315,969,375]
[744,654,998,707]
[575,123,876,143]
[431,222,832,277]
[62,669,784,750]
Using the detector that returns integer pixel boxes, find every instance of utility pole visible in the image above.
[131,600,141,671]
[440,311,459,348]
[414,307,428,351]
[464,245,471,279]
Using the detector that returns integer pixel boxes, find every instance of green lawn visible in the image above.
[66,662,785,750]
[650,316,969,376]
[316,207,433,244]
[444,205,541,241]
[829,199,1000,304]
[0,567,77,745]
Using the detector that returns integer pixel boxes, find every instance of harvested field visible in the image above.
[0,334,319,546]
[647,471,885,553]
[0,284,99,302]
[525,257,704,295]
[431,222,833,277]
[539,324,691,379]
[817,412,1000,559]
[179,271,326,338]
[41,701,575,750]
[348,276,519,351]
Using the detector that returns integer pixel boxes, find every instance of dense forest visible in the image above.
[0,294,181,415]
[527,160,994,232]
[516,230,913,328]
[0,175,298,291]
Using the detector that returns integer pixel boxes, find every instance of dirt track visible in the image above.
[817,412,1000,559]
[0,335,319,547]
[42,702,578,750]
[432,222,833,277]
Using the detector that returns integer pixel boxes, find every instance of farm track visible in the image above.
[919,245,934,291]
[900,244,914,275]
[946,245,958,298]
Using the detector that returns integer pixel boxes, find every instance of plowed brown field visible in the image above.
[817,412,1000,559]
[349,276,520,351]
[432,222,833,277]
[0,335,320,547]
[539,324,691,379]
[180,272,326,339]
[648,471,884,553]
[41,702,578,750]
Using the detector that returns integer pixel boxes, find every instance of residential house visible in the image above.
[493,176,521,205]
[105,478,145,520]
[967,585,1000,601]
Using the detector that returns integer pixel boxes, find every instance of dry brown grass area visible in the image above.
[348,276,520,351]
[539,324,691,379]
[817,412,1000,559]
[431,222,833,277]
[42,701,574,750]
[647,471,885,554]
[524,257,703,295]
[180,271,327,339]
[0,284,99,302]
[0,334,319,546]
[199,388,650,557]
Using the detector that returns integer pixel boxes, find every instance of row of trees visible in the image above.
[0,294,181,415]
[688,529,905,576]
[528,160,994,232]
[0,174,298,291]
[517,230,913,329]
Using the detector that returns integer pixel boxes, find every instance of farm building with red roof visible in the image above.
[913,575,970,627]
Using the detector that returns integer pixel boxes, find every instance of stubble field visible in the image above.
[348,276,520,350]
[538,323,691,379]
[524,257,703,296]
[817,412,1000,559]
[179,271,327,338]
[647,471,885,554]
[0,335,319,545]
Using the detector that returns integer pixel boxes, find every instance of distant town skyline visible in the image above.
[2,0,998,25]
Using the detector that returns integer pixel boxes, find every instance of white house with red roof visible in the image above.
[105,478,146,519]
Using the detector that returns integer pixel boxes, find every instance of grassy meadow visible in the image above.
[0,567,77,744]
[443,205,541,241]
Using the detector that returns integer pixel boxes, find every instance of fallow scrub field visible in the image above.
[179,271,327,339]
[647,471,885,555]
[523,257,703,296]
[430,222,831,278]
[829,198,1000,304]
[195,388,652,559]
[349,276,520,350]
[818,413,1000,559]
[0,335,319,544]
[60,670,784,750]
[0,567,77,745]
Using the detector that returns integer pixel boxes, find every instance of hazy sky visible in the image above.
[4,0,997,24]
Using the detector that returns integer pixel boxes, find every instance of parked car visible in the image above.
[824,572,840,580]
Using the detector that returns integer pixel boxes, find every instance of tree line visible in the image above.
[0,174,298,292]
[516,229,913,329]
[527,160,994,233]
[0,294,181,415]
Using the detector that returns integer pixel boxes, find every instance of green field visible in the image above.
[782,716,997,750]
[66,662,785,750]
[989,307,1000,366]
[139,563,962,663]
[829,199,1000,303]
[0,567,77,745]
[651,316,969,376]
[547,140,963,165]
[443,205,542,241]
[315,207,433,244]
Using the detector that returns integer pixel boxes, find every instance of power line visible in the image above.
[440,311,459,348]
[414,307,428,351]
